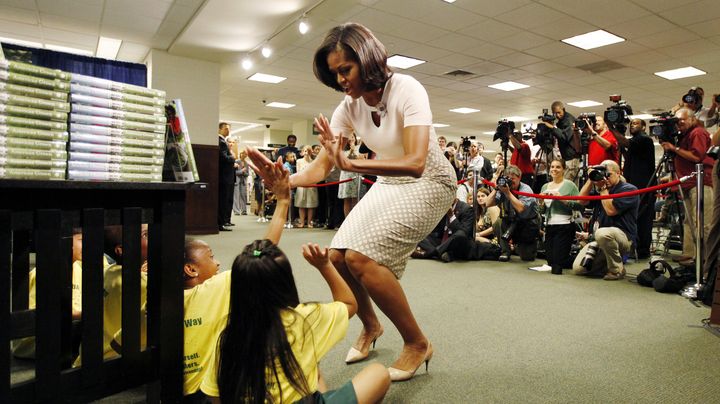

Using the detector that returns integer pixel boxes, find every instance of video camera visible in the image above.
[649,112,680,144]
[575,112,596,130]
[604,95,633,133]
[588,165,611,182]
[532,108,556,151]
[493,120,515,148]
[460,135,476,153]
[682,87,702,105]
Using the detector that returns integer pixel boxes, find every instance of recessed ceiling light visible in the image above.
[629,114,654,120]
[298,18,310,35]
[442,0,457,3]
[654,66,706,80]
[503,116,529,121]
[241,56,253,70]
[568,100,603,108]
[482,131,496,135]
[432,123,450,128]
[449,107,480,114]
[0,36,42,48]
[261,45,272,58]
[266,102,295,109]
[45,44,94,56]
[561,30,625,50]
[387,54,426,69]
[96,36,122,60]
[248,73,286,84]
[488,81,529,91]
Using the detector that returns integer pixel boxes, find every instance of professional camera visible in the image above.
[501,221,517,242]
[682,87,702,105]
[493,120,515,143]
[715,94,720,104]
[496,175,512,188]
[575,113,597,130]
[707,145,720,160]
[649,112,680,144]
[460,135,476,153]
[588,165,610,182]
[580,241,599,270]
[604,95,633,133]
[532,108,556,151]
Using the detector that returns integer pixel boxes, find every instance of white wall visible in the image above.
[145,49,220,146]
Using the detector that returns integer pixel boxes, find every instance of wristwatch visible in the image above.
[675,146,680,153]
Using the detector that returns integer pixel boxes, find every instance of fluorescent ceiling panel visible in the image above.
[561,30,625,50]
[248,73,286,83]
[568,100,603,108]
[432,123,450,128]
[450,107,480,114]
[654,66,706,80]
[387,54,426,69]
[482,131,495,135]
[96,37,122,60]
[629,114,654,120]
[488,81,529,91]
[266,102,295,108]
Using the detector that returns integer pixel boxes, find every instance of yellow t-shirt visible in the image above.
[12,258,108,359]
[73,263,148,367]
[181,271,232,395]
[200,301,349,403]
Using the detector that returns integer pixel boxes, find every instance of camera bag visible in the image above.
[637,259,672,287]
[652,264,696,294]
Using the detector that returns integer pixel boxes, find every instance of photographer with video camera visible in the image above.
[612,118,656,259]
[670,87,719,129]
[540,101,580,182]
[572,161,639,280]
[486,165,540,262]
[508,130,534,186]
[582,115,619,166]
[659,108,715,266]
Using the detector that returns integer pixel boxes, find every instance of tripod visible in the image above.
[650,152,693,255]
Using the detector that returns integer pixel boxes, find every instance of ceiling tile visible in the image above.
[686,17,720,38]
[529,17,596,41]
[456,19,520,42]
[606,14,678,40]
[634,28,701,48]
[455,0,533,18]
[0,5,38,25]
[464,61,511,76]
[494,3,567,29]
[659,0,720,25]
[36,0,102,22]
[427,33,484,54]
[520,61,566,74]
[404,44,453,62]
[491,52,542,67]
[41,26,96,47]
[462,43,516,60]
[433,53,483,69]
[497,31,553,51]
[524,42,577,59]
[538,0,651,25]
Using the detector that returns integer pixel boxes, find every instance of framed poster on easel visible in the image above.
[163,99,199,182]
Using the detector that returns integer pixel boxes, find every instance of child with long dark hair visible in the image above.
[201,159,390,403]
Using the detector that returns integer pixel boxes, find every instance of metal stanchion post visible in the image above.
[472,166,480,240]
[356,173,362,201]
[285,188,294,228]
[682,163,704,299]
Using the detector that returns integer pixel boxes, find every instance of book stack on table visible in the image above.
[67,73,166,182]
[0,60,70,180]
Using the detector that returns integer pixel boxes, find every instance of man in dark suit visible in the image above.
[412,198,475,262]
[218,122,237,231]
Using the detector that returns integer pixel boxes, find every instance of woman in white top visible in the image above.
[295,145,319,227]
[540,159,580,274]
[249,23,455,382]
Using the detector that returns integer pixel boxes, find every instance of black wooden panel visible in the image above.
[34,209,63,401]
[10,230,30,312]
[9,309,34,339]
[60,224,74,369]
[81,208,105,387]
[121,208,142,369]
[0,211,10,403]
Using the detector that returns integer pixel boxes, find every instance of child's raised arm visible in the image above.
[258,156,290,245]
[302,243,357,318]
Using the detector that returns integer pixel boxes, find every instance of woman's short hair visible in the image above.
[504,164,522,178]
[313,23,391,92]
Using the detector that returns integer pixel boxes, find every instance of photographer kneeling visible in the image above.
[487,165,540,262]
[572,161,639,280]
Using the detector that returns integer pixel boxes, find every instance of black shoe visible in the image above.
[498,254,510,262]
[440,252,452,263]
[241,212,247,215]
[224,222,235,226]
[219,226,232,231]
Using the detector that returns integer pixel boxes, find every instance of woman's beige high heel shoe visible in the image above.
[388,343,433,382]
[345,330,383,364]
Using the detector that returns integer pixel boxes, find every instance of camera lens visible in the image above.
[580,242,599,270]
[715,94,720,104]
[588,170,605,182]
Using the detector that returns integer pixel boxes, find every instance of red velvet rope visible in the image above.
[479,178,689,201]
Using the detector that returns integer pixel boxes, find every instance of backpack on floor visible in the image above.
[637,259,673,287]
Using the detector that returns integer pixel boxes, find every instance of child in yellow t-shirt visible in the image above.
[200,154,390,404]
[12,228,109,359]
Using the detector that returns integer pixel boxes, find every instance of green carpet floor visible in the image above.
[197,214,720,403]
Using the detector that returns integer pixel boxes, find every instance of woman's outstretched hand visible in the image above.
[314,114,352,171]
[246,146,289,189]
